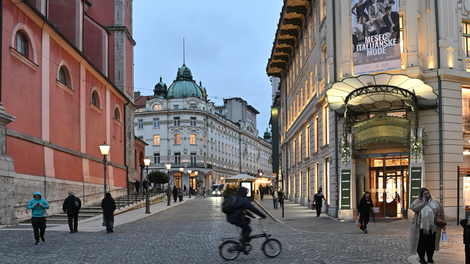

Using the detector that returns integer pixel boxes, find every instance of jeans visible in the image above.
[31,217,46,241]
[67,213,79,232]
[273,198,279,209]
[417,229,436,262]
[236,217,252,245]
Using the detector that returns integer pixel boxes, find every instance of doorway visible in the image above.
[369,156,408,218]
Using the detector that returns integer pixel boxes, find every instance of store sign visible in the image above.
[410,167,422,204]
[351,0,401,74]
[341,170,351,209]
[354,115,410,148]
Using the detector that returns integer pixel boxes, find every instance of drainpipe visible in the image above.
[434,0,443,204]
[332,0,339,218]
[124,99,130,194]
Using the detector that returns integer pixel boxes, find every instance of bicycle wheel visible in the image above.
[262,238,282,258]
[219,240,240,260]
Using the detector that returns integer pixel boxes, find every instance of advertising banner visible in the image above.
[351,0,401,74]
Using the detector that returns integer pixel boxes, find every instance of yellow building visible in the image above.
[267,0,470,220]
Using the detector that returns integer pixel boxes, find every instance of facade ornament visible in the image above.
[340,134,351,166]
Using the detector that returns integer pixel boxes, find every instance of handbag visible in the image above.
[310,203,316,210]
[436,215,447,228]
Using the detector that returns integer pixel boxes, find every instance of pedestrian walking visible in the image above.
[410,187,445,264]
[172,186,177,202]
[313,189,327,217]
[460,217,470,264]
[357,191,373,234]
[134,180,140,193]
[272,189,279,209]
[202,187,206,198]
[62,191,81,233]
[142,179,148,195]
[184,185,187,195]
[260,186,264,200]
[278,189,285,207]
[101,193,116,233]
[178,188,183,202]
[26,191,49,245]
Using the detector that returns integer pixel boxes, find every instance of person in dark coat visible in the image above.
[357,191,374,234]
[134,180,140,193]
[460,218,470,264]
[101,193,116,233]
[142,179,148,195]
[62,191,81,233]
[172,186,177,202]
[226,187,266,252]
[260,186,264,200]
[278,189,285,207]
[313,189,327,217]
[184,185,187,194]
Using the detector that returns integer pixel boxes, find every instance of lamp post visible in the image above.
[188,169,192,198]
[194,171,199,196]
[179,167,184,201]
[99,142,110,196]
[165,163,172,206]
[143,158,151,214]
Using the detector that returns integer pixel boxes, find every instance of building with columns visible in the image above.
[134,64,272,191]
[268,0,470,220]
[0,0,140,225]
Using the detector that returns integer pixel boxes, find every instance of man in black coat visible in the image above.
[142,179,148,195]
[63,191,81,233]
[226,187,266,252]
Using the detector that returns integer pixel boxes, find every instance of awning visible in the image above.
[326,73,438,115]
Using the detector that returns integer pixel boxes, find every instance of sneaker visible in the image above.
[427,260,434,264]
[35,240,40,245]
[364,230,368,234]
[40,236,45,242]
[419,260,427,264]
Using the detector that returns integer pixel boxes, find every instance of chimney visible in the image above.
[134,91,141,98]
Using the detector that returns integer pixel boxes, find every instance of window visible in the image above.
[138,136,143,140]
[153,104,161,111]
[153,135,160,145]
[153,153,160,164]
[174,134,181,144]
[306,125,310,157]
[16,31,29,57]
[138,119,143,129]
[322,0,327,18]
[400,16,404,54]
[299,170,302,197]
[175,152,181,163]
[293,139,296,164]
[323,106,329,145]
[114,107,120,121]
[190,134,196,144]
[191,153,197,164]
[58,66,68,86]
[203,136,206,146]
[153,118,160,128]
[174,105,179,109]
[190,117,197,127]
[174,117,180,126]
[91,91,100,108]
[314,116,319,152]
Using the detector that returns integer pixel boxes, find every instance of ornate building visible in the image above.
[134,64,272,191]
[268,0,470,220]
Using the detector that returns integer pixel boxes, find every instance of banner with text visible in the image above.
[351,0,401,74]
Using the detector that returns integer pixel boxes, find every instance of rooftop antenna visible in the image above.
[183,38,185,66]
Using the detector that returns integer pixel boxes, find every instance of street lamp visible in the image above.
[99,142,110,196]
[143,158,151,214]
[165,163,172,206]
[188,169,192,198]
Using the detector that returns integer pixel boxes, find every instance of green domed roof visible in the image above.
[154,77,167,98]
[167,64,203,99]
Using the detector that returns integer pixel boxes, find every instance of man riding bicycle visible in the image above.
[226,186,266,252]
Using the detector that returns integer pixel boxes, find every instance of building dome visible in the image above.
[154,77,167,98]
[167,64,203,99]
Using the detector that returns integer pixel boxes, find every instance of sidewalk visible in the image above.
[253,194,465,264]
[48,194,196,232]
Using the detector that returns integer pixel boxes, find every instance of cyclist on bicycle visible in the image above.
[226,186,266,252]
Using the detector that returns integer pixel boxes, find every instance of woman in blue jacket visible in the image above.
[26,191,49,245]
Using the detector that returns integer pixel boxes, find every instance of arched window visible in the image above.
[58,66,69,86]
[153,104,161,111]
[114,107,121,121]
[16,31,29,58]
[91,90,100,108]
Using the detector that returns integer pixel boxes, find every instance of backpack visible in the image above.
[222,196,238,215]
[73,198,80,209]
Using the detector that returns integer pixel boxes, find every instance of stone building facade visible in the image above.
[268,0,470,220]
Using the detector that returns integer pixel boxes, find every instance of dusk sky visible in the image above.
[133,1,283,136]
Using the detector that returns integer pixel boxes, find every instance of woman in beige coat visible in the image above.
[410,188,445,264]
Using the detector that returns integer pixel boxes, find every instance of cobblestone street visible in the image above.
[0,197,431,263]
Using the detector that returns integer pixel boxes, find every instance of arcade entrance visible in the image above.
[369,156,408,218]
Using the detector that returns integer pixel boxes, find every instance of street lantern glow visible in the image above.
[188,169,192,174]
[143,158,151,166]
[179,167,184,172]
[165,163,172,170]
[194,171,198,176]
[99,142,110,155]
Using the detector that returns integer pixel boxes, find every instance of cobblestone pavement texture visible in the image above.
[0,195,465,264]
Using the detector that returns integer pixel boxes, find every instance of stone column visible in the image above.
[0,106,17,226]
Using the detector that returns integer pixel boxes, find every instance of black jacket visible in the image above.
[101,195,116,214]
[227,187,266,225]
[63,195,81,215]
